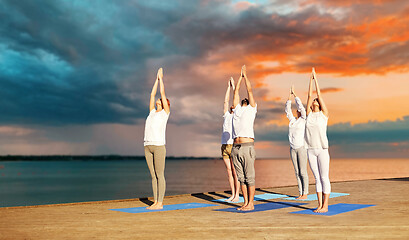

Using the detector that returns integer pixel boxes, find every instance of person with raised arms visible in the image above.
[231,65,257,211]
[285,85,309,200]
[221,77,240,202]
[144,68,170,210]
[305,67,331,213]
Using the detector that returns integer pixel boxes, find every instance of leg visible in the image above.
[298,147,309,199]
[316,149,331,213]
[222,155,236,201]
[242,185,255,211]
[314,192,323,213]
[232,145,246,208]
[290,148,303,197]
[308,149,322,211]
[242,145,256,211]
[238,183,248,210]
[229,156,240,202]
[144,146,158,209]
[150,145,166,210]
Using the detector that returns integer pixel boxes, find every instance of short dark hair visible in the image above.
[241,98,249,105]
[313,98,322,111]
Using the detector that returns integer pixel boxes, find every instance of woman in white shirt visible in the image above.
[305,68,331,213]
[285,85,309,200]
[221,77,240,202]
[144,68,170,210]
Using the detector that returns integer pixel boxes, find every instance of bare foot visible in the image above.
[149,202,163,210]
[237,203,248,211]
[313,206,322,213]
[230,196,240,202]
[316,207,328,213]
[146,201,157,209]
[241,203,254,211]
[226,195,235,202]
[296,195,308,200]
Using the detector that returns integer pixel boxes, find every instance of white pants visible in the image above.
[308,148,331,194]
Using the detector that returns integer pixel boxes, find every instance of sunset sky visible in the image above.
[0,0,408,158]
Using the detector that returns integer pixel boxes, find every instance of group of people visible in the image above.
[143,66,331,213]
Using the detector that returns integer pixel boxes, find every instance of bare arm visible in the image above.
[306,68,314,115]
[158,68,170,114]
[149,78,159,112]
[223,79,231,114]
[233,75,242,108]
[312,69,328,117]
[242,65,256,107]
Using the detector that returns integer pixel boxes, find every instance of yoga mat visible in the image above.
[284,192,350,201]
[212,193,288,203]
[215,201,307,213]
[290,203,375,216]
[110,202,218,214]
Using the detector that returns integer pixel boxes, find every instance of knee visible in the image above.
[247,178,255,186]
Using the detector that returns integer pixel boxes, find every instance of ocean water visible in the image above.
[0,158,408,207]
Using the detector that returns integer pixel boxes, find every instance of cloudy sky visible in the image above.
[0,0,408,158]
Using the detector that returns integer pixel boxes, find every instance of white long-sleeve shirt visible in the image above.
[285,97,306,149]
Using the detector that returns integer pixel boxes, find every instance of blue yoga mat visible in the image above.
[212,193,288,203]
[284,192,350,201]
[290,203,375,216]
[110,202,218,214]
[215,201,307,213]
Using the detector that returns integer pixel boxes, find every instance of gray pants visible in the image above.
[231,142,256,186]
[290,147,309,195]
[144,145,166,202]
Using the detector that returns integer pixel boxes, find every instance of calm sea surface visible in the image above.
[0,158,408,207]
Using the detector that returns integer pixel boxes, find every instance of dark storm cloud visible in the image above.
[1,0,408,127]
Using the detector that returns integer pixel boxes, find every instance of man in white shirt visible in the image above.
[231,65,257,211]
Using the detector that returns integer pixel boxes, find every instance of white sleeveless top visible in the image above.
[221,112,234,144]
[305,111,329,149]
[144,109,170,146]
[232,104,257,139]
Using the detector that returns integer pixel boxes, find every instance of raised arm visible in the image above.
[292,85,306,119]
[285,87,295,122]
[158,68,170,114]
[242,65,256,107]
[149,73,159,112]
[306,68,314,115]
[312,68,328,117]
[223,78,232,114]
[233,75,243,108]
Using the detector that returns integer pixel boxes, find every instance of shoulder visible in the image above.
[320,111,328,119]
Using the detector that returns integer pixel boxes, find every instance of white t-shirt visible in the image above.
[144,109,170,146]
[221,111,234,144]
[232,104,257,139]
[305,111,329,149]
[285,97,307,149]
